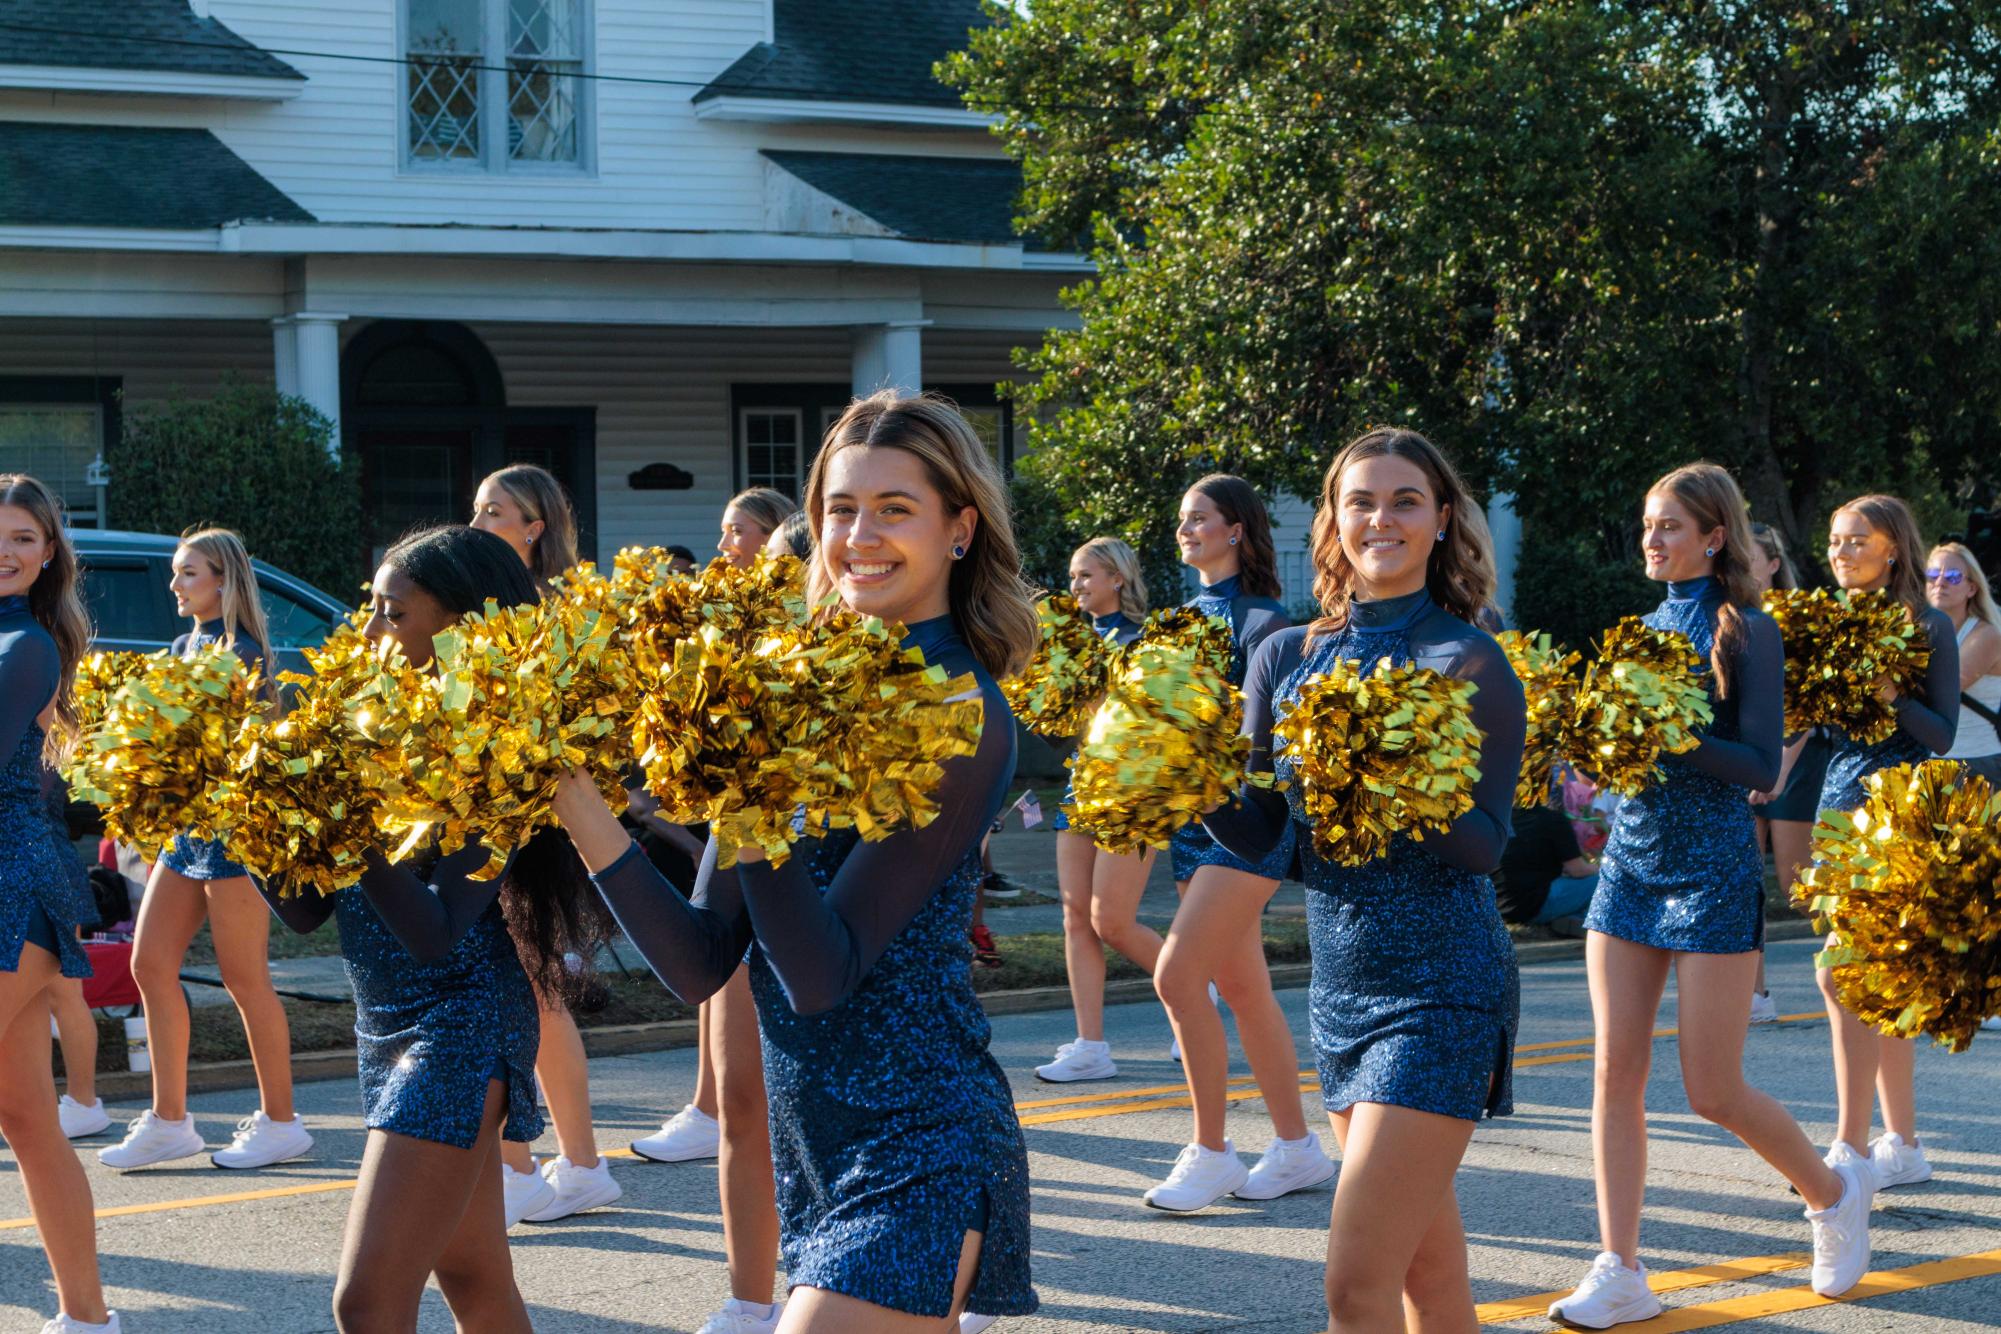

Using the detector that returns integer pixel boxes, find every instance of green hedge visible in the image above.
[1510,522,1660,653]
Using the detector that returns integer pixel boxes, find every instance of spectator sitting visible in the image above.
[1495,793,1599,929]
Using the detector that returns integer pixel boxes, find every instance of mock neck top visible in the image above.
[1666,577,1719,602]
[1348,588,1433,632]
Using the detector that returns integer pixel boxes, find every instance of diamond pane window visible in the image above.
[408,56,481,162]
[508,0,582,162]
[405,0,589,169]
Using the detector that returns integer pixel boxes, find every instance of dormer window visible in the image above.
[404,0,590,170]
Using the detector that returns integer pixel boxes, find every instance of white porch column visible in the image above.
[269,317,299,398]
[851,320,927,396]
[1487,490,1522,624]
[274,312,348,453]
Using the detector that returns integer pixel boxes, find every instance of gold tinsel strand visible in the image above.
[1796,759,2001,1052]
[71,648,160,738]
[1498,630,1581,807]
[1273,659,1484,866]
[999,594,1115,738]
[1567,618,1713,798]
[1064,612,1248,855]
[1763,587,1930,743]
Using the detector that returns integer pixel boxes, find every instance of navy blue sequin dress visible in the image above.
[1586,579,1785,954]
[1169,575,1296,882]
[1205,590,1526,1122]
[591,616,1036,1319]
[158,619,265,882]
[1050,608,1143,835]
[0,595,94,979]
[1818,603,1960,813]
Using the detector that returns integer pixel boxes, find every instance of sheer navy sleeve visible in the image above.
[353,842,513,963]
[1895,607,1960,755]
[1201,627,1304,864]
[1235,602,1292,679]
[256,878,337,935]
[733,681,1015,1015]
[0,616,58,765]
[1674,610,1783,791]
[1409,621,1525,875]
[588,836,755,1005]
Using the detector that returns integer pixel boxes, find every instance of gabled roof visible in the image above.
[0,122,314,228]
[697,0,987,107]
[0,0,302,81]
[763,151,1026,247]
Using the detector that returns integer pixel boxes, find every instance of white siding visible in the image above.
[0,318,273,403]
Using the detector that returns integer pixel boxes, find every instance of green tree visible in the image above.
[110,376,363,596]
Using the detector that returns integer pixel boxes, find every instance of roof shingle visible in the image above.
[0,122,314,228]
[0,1,302,81]
[698,0,987,107]
[763,151,1025,247]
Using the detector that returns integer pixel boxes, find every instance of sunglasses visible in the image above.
[1925,568,1966,586]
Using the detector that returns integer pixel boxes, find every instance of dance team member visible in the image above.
[553,391,1039,1331]
[1925,542,2001,784]
[1814,496,1958,1189]
[471,464,624,1225]
[1549,464,1872,1327]
[1201,430,1523,1330]
[257,524,606,1331]
[1034,536,1153,1084]
[1149,475,1334,1210]
[98,529,309,1174]
[0,475,115,1334]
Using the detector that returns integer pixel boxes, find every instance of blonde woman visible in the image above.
[1926,541,2001,785]
[718,487,798,568]
[99,528,310,1174]
[471,464,625,1226]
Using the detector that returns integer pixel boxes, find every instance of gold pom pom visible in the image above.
[63,646,262,860]
[1797,759,2001,1051]
[1273,659,1484,866]
[1763,588,1930,743]
[1000,595,1115,738]
[1498,630,1581,807]
[71,649,160,739]
[1567,618,1713,797]
[1064,617,1248,854]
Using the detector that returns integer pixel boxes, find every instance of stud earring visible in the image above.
[1436,529,1447,542]
[41,559,50,569]
[1228,535,1239,546]
[951,544,966,560]
[1887,555,1896,566]
[1704,546,1715,558]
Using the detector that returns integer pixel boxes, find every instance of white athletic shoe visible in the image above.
[1035,1039,1117,1083]
[1234,1131,1337,1200]
[211,1111,314,1169]
[502,1162,557,1227]
[1168,1034,1181,1062]
[57,1095,111,1139]
[1823,1138,1875,1185]
[98,1110,204,1169]
[1983,1016,2001,1032]
[1748,990,1779,1024]
[1143,1140,1250,1212]
[695,1297,783,1334]
[1546,1252,1662,1328]
[524,1154,624,1221]
[40,1312,120,1334]
[1869,1132,1932,1188]
[959,1315,999,1333]
[631,1104,720,1163]
[1807,1159,1874,1297]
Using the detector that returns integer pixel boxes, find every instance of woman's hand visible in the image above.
[1876,676,1900,706]
[733,844,766,866]
[550,765,632,873]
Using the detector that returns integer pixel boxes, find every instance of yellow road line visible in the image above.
[1583,1248,2001,1332]
[1014,1074,1260,1111]
[1,1179,360,1231]
[1474,1253,1810,1324]
[1021,1081,1318,1127]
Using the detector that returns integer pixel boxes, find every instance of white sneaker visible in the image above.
[211,1111,313,1169]
[1869,1132,1932,1188]
[98,1110,204,1169]
[502,1162,557,1227]
[631,1104,720,1163]
[960,1315,999,1333]
[1748,990,1779,1024]
[1143,1140,1250,1211]
[1983,1016,2001,1032]
[40,1313,120,1334]
[1035,1039,1117,1083]
[1234,1131,1337,1200]
[1168,1034,1181,1062]
[695,1297,783,1334]
[1824,1138,1874,1184]
[524,1154,624,1221]
[1547,1252,1662,1328]
[57,1095,111,1139]
[1807,1159,1874,1297]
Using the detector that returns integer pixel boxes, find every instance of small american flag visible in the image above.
[1013,790,1044,830]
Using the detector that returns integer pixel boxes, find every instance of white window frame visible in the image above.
[0,400,107,528]
[737,407,806,500]
[399,0,596,176]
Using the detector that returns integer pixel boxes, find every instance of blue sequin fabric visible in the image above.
[332,886,541,1147]
[1586,584,1764,953]
[1820,726,1931,816]
[157,620,262,882]
[1051,609,1143,835]
[750,840,1036,1317]
[0,723,94,979]
[1274,605,1516,1122]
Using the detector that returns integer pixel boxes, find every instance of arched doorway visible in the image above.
[342,321,596,564]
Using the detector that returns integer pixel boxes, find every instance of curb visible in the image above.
[72,921,1822,1101]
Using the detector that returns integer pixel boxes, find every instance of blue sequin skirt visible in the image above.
[159,833,252,882]
[1820,730,1930,816]
[1302,839,1517,1122]
[1587,769,1764,954]
[1170,816,1294,883]
[0,795,94,980]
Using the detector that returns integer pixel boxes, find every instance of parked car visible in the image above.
[71,529,352,675]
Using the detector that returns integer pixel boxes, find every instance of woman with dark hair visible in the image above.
[1201,429,1524,1329]
[257,524,605,1332]
[1146,474,1334,1212]
[0,474,116,1333]
[1549,465,1872,1327]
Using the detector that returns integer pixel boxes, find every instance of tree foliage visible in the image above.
[948,2,2001,624]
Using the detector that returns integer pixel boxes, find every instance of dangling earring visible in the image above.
[951,544,966,560]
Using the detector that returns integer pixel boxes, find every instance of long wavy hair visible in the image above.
[1648,463,1760,698]
[1750,521,1800,591]
[726,486,799,538]
[1930,541,2000,629]
[482,464,579,588]
[1306,429,1496,638]
[1075,536,1148,622]
[805,391,1038,679]
[179,527,278,701]
[1188,474,1282,600]
[1833,494,1929,615]
[380,524,610,1007]
[0,474,91,761]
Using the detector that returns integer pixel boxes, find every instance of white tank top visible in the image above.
[1947,617,2001,760]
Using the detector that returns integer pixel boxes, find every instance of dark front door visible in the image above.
[357,426,477,565]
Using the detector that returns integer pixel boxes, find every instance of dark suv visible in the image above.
[71,530,352,674]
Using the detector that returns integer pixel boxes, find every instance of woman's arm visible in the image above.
[1893,608,1960,755]
[0,628,58,764]
[1416,636,1526,875]
[1961,622,2001,691]
[253,878,337,934]
[1200,631,1296,863]
[1751,733,1808,806]
[1674,612,1783,791]
[354,842,510,963]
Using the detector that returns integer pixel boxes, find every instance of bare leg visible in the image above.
[693,997,720,1119]
[205,874,296,1122]
[1585,932,1671,1267]
[49,976,98,1105]
[1193,872,1309,1141]
[0,948,109,1325]
[538,1002,600,1167]
[714,966,780,1306]
[128,863,211,1121]
[779,1229,982,1332]
[1155,865,1280,1151]
[1087,845,1161,974]
[1817,932,1879,1152]
[431,1095,536,1332]
[1054,831,1107,1042]
[1324,1103,1479,1333]
[1875,1033,1918,1145]
[1764,819,1817,1001]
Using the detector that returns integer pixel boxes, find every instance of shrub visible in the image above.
[1510,522,1659,654]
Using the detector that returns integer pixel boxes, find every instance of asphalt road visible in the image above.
[5,937,1998,1332]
